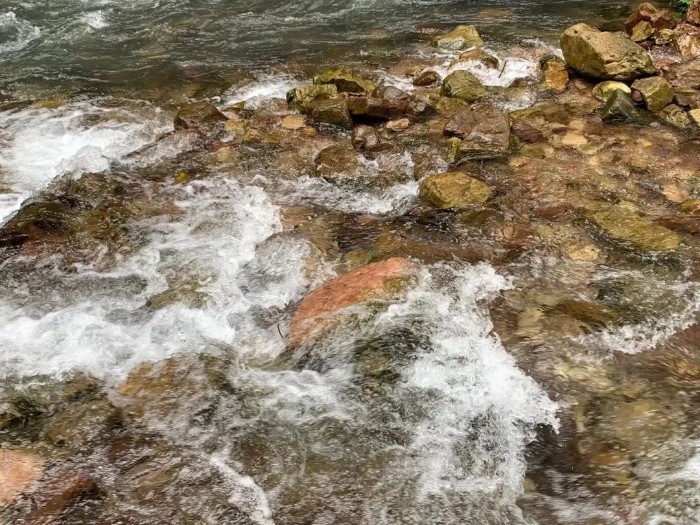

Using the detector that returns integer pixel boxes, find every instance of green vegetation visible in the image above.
[672,0,692,12]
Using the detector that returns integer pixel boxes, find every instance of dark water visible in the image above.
[1,0,644,98]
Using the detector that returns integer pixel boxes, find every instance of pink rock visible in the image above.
[0,449,44,505]
[288,257,413,346]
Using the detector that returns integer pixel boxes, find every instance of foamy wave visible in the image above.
[0,11,40,54]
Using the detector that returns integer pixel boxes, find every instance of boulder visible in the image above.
[286,84,338,111]
[419,171,492,209]
[601,89,646,123]
[631,76,674,111]
[511,119,546,143]
[432,25,484,50]
[347,96,408,121]
[309,98,353,128]
[540,55,569,93]
[352,125,382,151]
[444,106,511,161]
[441,70,487,102]
[592,81,632,101]
[413,70,440,86]
[560,23,656,81]
[0,449,44,505]
[173,101,228,132]
[625,2,676,33]
[313,68,376,95]
[585,207,680,252]
[690,108,700,126]
[288,258,414,347]
[666,58,700,108]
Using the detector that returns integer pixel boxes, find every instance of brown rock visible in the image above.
[386,118,410,131]
[673,23,700,59]
[281,115,306,130]
[686,0,700,26]
[309,97,353,129]
[625,2,676,33]
[456,48,500,69]
[347,96,408,121]
[173,101,227,132]
[512,120,546,143]
[0,449,44,505]
[540,56,569,93]
[21,474,100,524]
[352,125,382,151]
[315,145,365,181]
[413,70,440,87]
[419,171,492,209]
[288,258,414,347]
[444,106,511,161]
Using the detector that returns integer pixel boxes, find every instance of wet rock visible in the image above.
[658,103,694,129]
[667,58,700,108]
[0,449,44,505]
[347,96,408,121]
[118,354,228,423]
[42,399,121,452]
[20,473,100,525]
[432,25,484,50]
[413,70,440,87]
[511,119,546,143]
[419,171,491,209]
[281,114,306,130]
[286,84,338,111]
[173,101,227,132]
[540,55,569,93]
[625,2,676,33]
[352,124,382,151]
[313,67,376,95]
[309,97,353,128]
[560,23,656,81]
[441,70,487,102]
[629,20,654,42]
[601,89,645,123]
[455,48,500,69]
[592,80,632,101]
[315,145,365,181]
[631,76,674,112]
[584,206,680,252]
[689,108,700,126]
[444,106,511,161]
[386,117,410,131]
[288,257,414,347]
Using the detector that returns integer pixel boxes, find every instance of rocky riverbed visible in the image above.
[2,1,700,524]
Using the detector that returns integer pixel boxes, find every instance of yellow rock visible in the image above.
[281,114,306,130]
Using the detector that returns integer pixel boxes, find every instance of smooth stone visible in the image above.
[309,98,353,129]
[281,114,306,130]
[631,76,674,112]
[601,89,645,123]
[585,207,680,252]
[592,81,632,101]
[432,25,484,50]
[0,449,44,505]
[313,67,376,95]
[413,70,440,86]
[441,70,487,102]
[419,171,492,209]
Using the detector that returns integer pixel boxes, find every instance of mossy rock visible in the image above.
[286,84,338,111]
[584,206,680,252]
[441,70,487,102]
[631,76,674,112]
[313,68,376,95]
[432,25,484,50]
[419,171,491,209]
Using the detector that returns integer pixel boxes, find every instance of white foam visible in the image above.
[0,11,40,54]
[223,75,298,109]
[447,56,537,88]
[82,10,109,30]
[0,178,314,380]
[0,101,169,223]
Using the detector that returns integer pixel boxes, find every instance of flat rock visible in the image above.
[585,207,680,252]
[444,106,511,161]
[286,84,338,111]
[0,449,44,505]
[419,171,492,209]
[309,98,353,128]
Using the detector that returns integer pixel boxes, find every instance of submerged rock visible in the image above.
[560,23,656,80]
[419,171,492,209]
[592,80,632,101]
[0,449,44,505]
[585,206,680,252]
[313,67,376,95]
[315,145,365,181]
[601,89,645,123]
[173,101,227,132]
[288,257,414,347]
[455,48,500,69]
[631,76,674,112]
[413,70,440,87]
[444,106,511,161]
[42,399,121,452]
[432,25,484,50]
[286,84,338,111]
[441,70,487,102]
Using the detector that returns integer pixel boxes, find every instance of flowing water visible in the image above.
[2,0,700,524]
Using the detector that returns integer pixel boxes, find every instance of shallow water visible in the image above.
[1,0,700,524]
